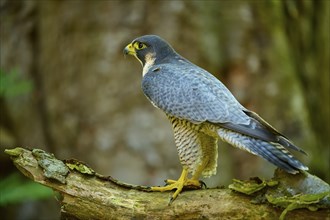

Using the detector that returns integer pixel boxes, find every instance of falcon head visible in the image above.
[123,35,177,67]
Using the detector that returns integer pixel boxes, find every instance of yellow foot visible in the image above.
[165,179,203,189]
[150,169,203,204]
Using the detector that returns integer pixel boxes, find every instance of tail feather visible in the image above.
[217,128,308,174]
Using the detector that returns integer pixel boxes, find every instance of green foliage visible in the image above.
[0,69,33,98]
[0,173,53,206]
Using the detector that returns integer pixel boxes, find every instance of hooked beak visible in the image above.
[123,43,136,55]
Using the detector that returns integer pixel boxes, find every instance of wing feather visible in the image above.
[218,110,307,155]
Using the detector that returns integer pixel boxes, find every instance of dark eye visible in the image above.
[138,42,144,49]
[135,42,147,50]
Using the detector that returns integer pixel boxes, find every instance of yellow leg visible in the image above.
[151,168,202,204]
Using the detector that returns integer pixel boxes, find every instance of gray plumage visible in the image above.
[125,35,308,178]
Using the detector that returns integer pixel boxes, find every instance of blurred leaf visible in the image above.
[0,69,33,98]
[0,173,53,206]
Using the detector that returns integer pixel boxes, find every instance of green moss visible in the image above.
[65,159,95,175]
[229,177,278,195]
[4,147,25,157]
[266,191,329,220]
[230,169,330,219]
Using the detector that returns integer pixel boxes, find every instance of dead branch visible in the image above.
[4,147,329,220]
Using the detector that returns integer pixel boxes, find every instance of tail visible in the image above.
[217,128,308,174]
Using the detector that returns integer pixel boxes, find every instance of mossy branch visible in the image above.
[4,148,329,220]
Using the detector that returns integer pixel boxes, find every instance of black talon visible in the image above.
[199,180,207,189]
[168,197,175,206]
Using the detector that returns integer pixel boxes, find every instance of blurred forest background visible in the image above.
[1,0,329,219]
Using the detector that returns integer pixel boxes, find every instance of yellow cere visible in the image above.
[124,43,135,54]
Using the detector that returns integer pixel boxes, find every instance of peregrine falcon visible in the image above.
[123,35,308,203]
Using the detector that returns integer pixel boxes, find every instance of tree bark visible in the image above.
[4,147,329,220]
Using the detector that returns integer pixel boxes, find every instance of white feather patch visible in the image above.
[142,53,156,76]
